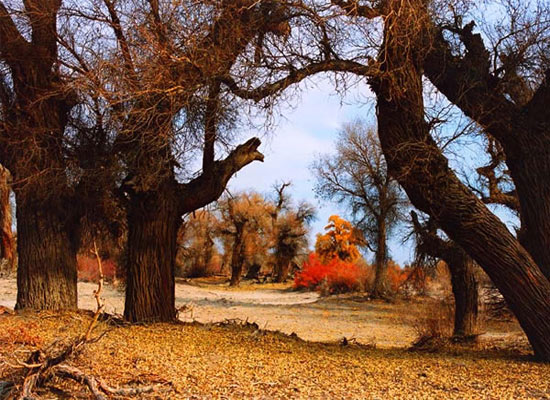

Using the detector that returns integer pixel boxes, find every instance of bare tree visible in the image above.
[218,192,270,286]
[269,182,315,282]
[312,121,406,296]
[84,0,301,321]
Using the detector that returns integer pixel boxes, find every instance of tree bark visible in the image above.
[15,197,78,310]
[448,256,478,338]
[371,0,550,360]
[124,180,179,323]
[372,218,388,296]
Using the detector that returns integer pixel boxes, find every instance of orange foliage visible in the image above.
[315,215,362,263]
[294,253,368,294]
[386,260,410,292]
[0,322,43,346]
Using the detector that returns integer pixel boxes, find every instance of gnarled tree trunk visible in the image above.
[15,197,78,310]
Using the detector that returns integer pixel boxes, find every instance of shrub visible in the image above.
[386,260,410,293]
[77,255,118,282]
[294,253,368,294]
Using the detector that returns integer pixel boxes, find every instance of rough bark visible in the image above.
[371,0,550,360]
[449,256,478,338]
[15,197,78,310]
[124,179,179,323]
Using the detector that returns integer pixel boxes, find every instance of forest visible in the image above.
[1,0,550,398]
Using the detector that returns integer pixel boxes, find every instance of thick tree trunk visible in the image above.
[229,227,245,286]
[508,145,550,280]
[15,197,78,310]
[448,256,478,338]
[372,0,550,360]
[372,219,388,296]
[124,182,179,322]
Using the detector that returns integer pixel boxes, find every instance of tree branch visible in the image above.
[424,25,521,148]
[179,137,264,214]
[0,2,30,67]
[221,60,372,102]
[331,0,385,19]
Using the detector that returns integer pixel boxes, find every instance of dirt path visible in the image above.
[0,278,523,348]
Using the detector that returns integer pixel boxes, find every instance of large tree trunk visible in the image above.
[448,255,478,338]
[372,0,550,360]
[15,196,78,310]
[124,182,179,323]
[509,146,550,280]
[372,219,388,296]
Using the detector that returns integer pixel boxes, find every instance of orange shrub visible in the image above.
[294,253,368,294]
[386,260,410,292]
[77,255,118,282]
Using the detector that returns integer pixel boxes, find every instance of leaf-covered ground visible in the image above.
[1,311,549,399]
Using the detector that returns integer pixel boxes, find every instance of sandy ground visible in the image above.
[0,278,524,348]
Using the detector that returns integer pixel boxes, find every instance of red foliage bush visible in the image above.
[77,255,118,282]
[294,253,368,294]
[386,260,410,292]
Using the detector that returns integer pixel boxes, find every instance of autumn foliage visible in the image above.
[315,215,362,263]
[294,253,368,294]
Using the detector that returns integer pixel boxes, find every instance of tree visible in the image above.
[218,192,270,286]
[268,182,315,282]
[411,211,479,339]
[315,215,362,264]
[312,121,406,296]
[0,0,81,310]
[177,210,220,278]
[87,0,298,321]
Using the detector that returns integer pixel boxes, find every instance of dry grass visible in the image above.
[1,311,549,399]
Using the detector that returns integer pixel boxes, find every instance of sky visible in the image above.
[226,76,417,266]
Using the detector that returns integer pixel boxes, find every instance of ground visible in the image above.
[1,277,547,399]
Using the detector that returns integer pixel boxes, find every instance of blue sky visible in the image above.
[227,77,417,266]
